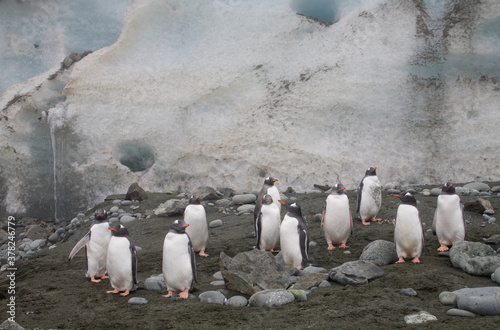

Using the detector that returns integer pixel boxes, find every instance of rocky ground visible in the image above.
[1,182,500,329]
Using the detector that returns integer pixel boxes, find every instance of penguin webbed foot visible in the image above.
[361,219,371,226]
[437,244,449,252]
[411,257,421,263]
[396,257,405,264]
[106,289,119,294]
[162,290,174,298]
[198,250,209,257]
[91,277,102,283]
[338,243,349,249]
[178,289,189,299]
[327,244,336,250]
[119,290,130,297]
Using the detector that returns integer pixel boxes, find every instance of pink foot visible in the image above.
[372,217,382,222]
[162,290,174,298]
[411,257,421,264]
[396,257,405,264]
[101,275,109,279]
[270,249,280,253]
[91,277,101,283]
[178,289,189,299]
[338,243,349,249]
[119,290,130,297]
[362,219,371,226]
[437,244,449,252]
[327,244,336,250]
[198,250,209,257]
[106,289,119,294]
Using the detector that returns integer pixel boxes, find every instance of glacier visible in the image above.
[1,0,500,220]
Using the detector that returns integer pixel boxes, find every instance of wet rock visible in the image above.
[231,194,257,205]
[226,295,248,307]
[209,220,223,228]
[288,289,307,302]
[439,291,457,305]
[291,273,329,290]
[219,250,292,296]
[463,198,494,214]
[449,241,500,276]
[299,265,328,275]
[359,240,399,266]
[198,291,226,305]
[329,260,385,286]
[404,311,437,324]
[248,289,295,307]
[462,182,490,192]
[125,183,148,201]
[401,288,417,297]
[454,287,500,315]
[128,297,148,305]
[446,308,475,317]
[155,199,187,217]
[144,274,166,292]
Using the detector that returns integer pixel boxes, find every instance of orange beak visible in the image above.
[392,194,400,198]
[109,227,115,231]
[183,224,189,227]
[279,200,285,205]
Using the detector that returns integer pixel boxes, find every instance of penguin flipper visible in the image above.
[432,208,437,236]
[68,231,91,261]
[298,227,309,269]
[356,180,364,213]
[188,238,197,286]
[320,202,326,229]
[256,212,263,250]
[349,211,353,235]
[130,243,138,288]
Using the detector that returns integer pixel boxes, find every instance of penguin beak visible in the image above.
[392,194,400,198]
[109,227,115,231]
[341,187,345,191]
[272,179,277,182]
[278,200,285,205]
[183,224,189,227]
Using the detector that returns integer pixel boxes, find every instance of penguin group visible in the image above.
[69,169,467,299]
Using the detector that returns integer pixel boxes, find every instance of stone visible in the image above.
[329,260,385,286]
[439,291,457,305]
[299,265,328,275]
[248,289,295,307]
[210,280,225,286]
[462,182,490,192]
[449,241,500,276]
[193,186,220,201]
[236,204,255,213]
[120,215,136,224]
[209,220,223,228]
[231,194,257,205]
[446,308,475,317]
[48,232,60,243]
[226,295,248,307]
[454,287,500,315]
[401,288,417,297]
[288,289,307,301]
[110,206,119,213]
[483,234,500,244]
[430,188,441,196]
[125,182,148,201]
[154,199,187,217]
[463,198,494,214]
[213,271,223,280]
[403,311,437,324]
[215,199,231,207]
[128,297,148,305]
[120,200,132,206]
[24,225,51,240]
[144,274,166,292]
[198,291,227,305]
[291,273,329,290]
[29,239,46,250]
[359,240,399,266]
[219,250,292,296]
[491,267,500,284]
[0,319,25,330]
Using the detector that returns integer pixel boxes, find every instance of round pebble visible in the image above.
[198,291,226,305]
[213,271,223,280]
[401,288,417,296]
[446,308,475,317]
[121,200,132,206]
[120,215,136,224]
[226,296,248,307]
[112,200,122,205]
[210,280,225,286]
[128,297,148,305]
[439,291,457,305]
[488,217,496,224]
[318,280,331,288]
[209,220,223,228]
[110,206,119,213]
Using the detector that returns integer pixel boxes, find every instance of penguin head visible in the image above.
[262,194,274,205]
[170,219,189,234]
[188,195,201,205]
[365,167,377,176]
[264,177,278,186]
[393,192,417,207]
[332,183,345,195]
[94,209,107,221]
[109,224,129,236]
[441,183,456,195]
[279,200,302,216]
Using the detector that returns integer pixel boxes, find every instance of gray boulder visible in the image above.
[454,287,500,315]
[198,291,226,305]
[449,241,500,276]
[291,273,329,290]
[359,240,399,266]
[226,295,248,307]
[125,182,148,201]
[462,182,490,192]
[329,260,385,286]
[144,274,166,292]
[193,186,220,201]
[219,250,292,296]
[463,198,494,214]
[154,199,187,217]
[231,194,257,205]
[248,289,295,307]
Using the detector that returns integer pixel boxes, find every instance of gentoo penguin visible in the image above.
[254,177,281,235]
[321,183,352,250]
[393,193,424,263]
[279,201,310,270]
[162,219,197,299]
[184,195,209,257]
[432,183,465,251]
[357,167,382,226]
[68,209,111,283]
[106,224,138,296]
[256,194,281,252]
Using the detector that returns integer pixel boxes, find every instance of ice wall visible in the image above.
[1,0,500,220]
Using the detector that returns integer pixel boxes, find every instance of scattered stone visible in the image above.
[0,319,25,330]
[128,297,148,305]
[219,250,292,296]
[491,267,500,284]
[144,274,166,292]
[446,308,475,317]
[109,217,119,223]
[484,209,495,215]
[121,200,132,206]
[449,241,500,276]
[454,287,500,315]
[210,280,225,286]
[209,220,223,228]
[25,225,52,240]
[291,273,329,290]
[120,215,136,224]
[288,289,307,302]
[387,188,400,194]
[463,198,494,214]
[401,288,417,297]
[318,280,331,288]
[155,199,187,217]
[248,289,295,307]
[226,295,248,307]
[231,194,257,205]
[112,199,122,205]
[422,190,431,196]
[299,265,328,275]
[439,291,457,305]
[404,311,437,324]
[48,232,59,243]
[236,204,254,213]
[359,240,399,266]
[488,217,496,224]
[462,182,490,192]
[198,291,226,305]
[213,271,223,280]
[314,214,322,222]
[430,188,441,196]
[329,260,385,286]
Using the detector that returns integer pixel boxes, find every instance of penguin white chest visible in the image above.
[360,176,382,218]
[280,216,304,269]
[106,236,134,291]
[258,203,281,251]
[184,205,208,251]
[323,194,351,244]
[267,186,281,211]
[394,205,423,258]
[87,222,111,278]
[435,195,465,244]
[163,233,194,291]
